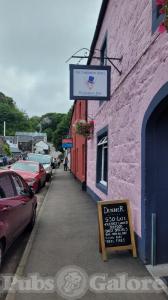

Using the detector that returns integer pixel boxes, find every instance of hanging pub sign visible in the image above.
[62,138,73,149]
[97,200,137,261]
[69,64,111,101]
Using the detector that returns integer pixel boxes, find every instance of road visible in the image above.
[0,175,53,300]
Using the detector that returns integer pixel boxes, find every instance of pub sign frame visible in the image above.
[69,64,111,101]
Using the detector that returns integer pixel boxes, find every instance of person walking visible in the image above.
[63,156,68,171]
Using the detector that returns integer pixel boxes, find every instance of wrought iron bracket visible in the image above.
[66,48,123,75]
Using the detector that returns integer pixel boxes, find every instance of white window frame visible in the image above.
[98,136,108,186]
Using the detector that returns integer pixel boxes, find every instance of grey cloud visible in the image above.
[0,0,102,116]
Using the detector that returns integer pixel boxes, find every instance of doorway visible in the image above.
[144,93,168,264]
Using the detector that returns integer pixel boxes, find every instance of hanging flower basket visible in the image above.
[74,119,94,138]
[156,0,168,33]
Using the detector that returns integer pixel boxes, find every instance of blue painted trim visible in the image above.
[96,182,108,194]
[141,82,168,263]
[97,125,108,137]
[87,186,101,202]
[96,125,108,194]
[152,0,164,34]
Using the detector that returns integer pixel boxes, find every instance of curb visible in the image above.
[5,180,53,300]
[146,265,168,296]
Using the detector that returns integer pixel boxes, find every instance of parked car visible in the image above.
[0,169,37,268]
[10,160,46,193]
[0,156,4,167]
[27,153,53,181]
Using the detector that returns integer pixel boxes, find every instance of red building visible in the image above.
[70,100,87,188]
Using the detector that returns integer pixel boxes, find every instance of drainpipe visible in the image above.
[82,100,87,191]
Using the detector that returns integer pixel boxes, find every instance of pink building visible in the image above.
[87,0,168,265]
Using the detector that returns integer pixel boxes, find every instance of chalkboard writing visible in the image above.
[102,203,131,247]
[97,200,137,261]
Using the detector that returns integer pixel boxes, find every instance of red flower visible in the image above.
[158,22,166,33]
[156,0,165,5]
[160,7,166,14]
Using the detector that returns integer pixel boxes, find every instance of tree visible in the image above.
[52,107,73,150]
[2,143,12,156]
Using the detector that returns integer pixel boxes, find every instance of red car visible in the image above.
[0,170,37,267]
[10,160,46,193]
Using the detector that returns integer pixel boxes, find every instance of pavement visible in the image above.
[9,168,168,299]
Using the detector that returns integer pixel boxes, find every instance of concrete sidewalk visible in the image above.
[14,168,167,300]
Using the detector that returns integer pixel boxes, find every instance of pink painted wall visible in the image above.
[87,0,168,237]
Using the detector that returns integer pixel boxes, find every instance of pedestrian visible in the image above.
[2,155,7,166]
[63,156,68,171]
[57,157,61,168]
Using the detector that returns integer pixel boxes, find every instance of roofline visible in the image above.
[87,0,109,65]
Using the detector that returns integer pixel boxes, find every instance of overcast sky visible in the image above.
[0,0,102,117]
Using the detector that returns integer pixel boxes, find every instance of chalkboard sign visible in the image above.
[97,200,137,261]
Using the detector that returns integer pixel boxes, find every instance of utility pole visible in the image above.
[3,121,6,137]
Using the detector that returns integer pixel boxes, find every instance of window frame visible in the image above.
[96,126,108,194]
[152,0,164,33]
[99,33,108,107]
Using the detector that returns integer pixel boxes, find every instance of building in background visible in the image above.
[70,100,87,188]
[15,132,47,152]
[34,141,49,154]
[86,0,168,265]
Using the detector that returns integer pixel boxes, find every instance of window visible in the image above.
[100,37,107,66]
[99,35,107,107]
[96,127,108,194]
[152,0,164,33]
[11,174,29,196]
[0,174,16,198]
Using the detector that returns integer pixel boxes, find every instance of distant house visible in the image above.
[34,141,49,154]
[6,140,21,157]
[15,132,47,152]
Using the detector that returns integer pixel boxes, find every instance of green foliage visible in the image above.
[0,91,72,146]
[29,116,41,131]
[2,143,12,156]
[0,92,31,135]
[53,107,73,150]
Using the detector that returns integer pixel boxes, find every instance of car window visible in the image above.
[27,154,51,164]
[11,174,29,196]
[12,162,38,173]
[0,174,16,199]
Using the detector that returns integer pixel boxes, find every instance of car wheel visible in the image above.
[46,174,51,182]
[36,181,41,193]
[27,208,36,232]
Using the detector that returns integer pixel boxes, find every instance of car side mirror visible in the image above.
[29,187,34,197]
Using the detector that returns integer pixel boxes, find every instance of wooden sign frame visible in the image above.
[97,199,137,261]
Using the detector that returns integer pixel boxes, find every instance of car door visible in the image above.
[10,173,33,229]
[0,173,23,248]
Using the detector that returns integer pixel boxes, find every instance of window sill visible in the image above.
[96,182,108,194]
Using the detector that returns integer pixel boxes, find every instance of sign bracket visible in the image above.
[71,55,122,75]
[66,48,122,75]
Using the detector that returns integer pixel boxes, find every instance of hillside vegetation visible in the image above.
[0,92,72,150]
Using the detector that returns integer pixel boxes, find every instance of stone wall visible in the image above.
[87,0,168,237]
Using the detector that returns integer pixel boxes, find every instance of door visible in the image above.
[0,173,24,246]
[146,103,168,264]
[10,173,33,229]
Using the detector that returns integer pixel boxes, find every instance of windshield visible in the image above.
[12,162,38,173]
[27,154,51,164]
